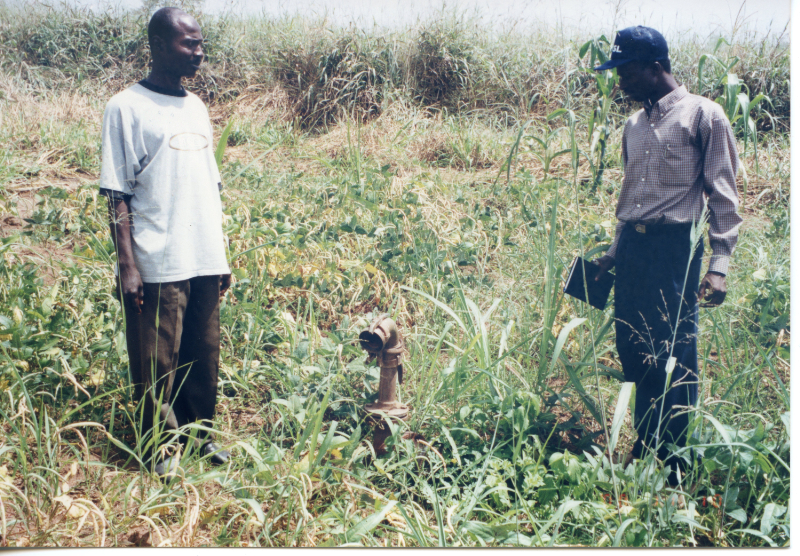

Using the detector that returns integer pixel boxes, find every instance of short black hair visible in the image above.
[147,7,184,46]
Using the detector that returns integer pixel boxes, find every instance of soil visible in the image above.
[0,189,35,237]
[1,180,90,285]
[545,374,636,458]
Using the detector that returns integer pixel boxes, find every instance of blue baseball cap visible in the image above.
[594,26,669,71]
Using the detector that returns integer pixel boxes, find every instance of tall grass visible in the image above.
[0,3,789,128]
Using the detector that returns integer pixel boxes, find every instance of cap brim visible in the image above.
[594,58,632,71]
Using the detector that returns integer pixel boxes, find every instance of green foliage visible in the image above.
[715,73,769,148]
[2,8,148,73]
[407,23,475,108]
[215,119,234,167]
[746,264,790,342]
[697,37,740,95]
[579,35,617,190]
[0,6,789,126]
[270,30,397,128]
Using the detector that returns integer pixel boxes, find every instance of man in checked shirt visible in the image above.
[593,26,742,486]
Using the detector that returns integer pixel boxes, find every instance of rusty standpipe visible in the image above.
[359,314,409,453]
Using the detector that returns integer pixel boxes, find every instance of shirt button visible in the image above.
[641,178,645,181]
[645,150,649,154]
[637,204,641,208]
[650,124,654,127]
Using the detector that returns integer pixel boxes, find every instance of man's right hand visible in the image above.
[594,254,615,281]
[119,264,144,314]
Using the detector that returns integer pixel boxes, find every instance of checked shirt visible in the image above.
[607,85,742,275]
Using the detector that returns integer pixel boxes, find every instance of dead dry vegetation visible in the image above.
[0,4,791,548]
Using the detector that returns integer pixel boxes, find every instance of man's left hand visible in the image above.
[220,274,232,298]
[698,272,726,307]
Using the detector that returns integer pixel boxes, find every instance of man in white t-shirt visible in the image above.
[100,7,231,477]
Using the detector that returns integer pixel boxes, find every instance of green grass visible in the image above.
[0,4,790,548]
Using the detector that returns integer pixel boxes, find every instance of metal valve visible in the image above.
[359,314,409,454]
[359,313,409,419]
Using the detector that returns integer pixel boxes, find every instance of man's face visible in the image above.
[616,60,657,103]
[156,14,204,79]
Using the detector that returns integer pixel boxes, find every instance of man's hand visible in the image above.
[119,264,144,314]
[594,255,616,281]
[698,272,726,307]
[220,273,232,298]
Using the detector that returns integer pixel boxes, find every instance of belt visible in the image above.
[626,221,692,235]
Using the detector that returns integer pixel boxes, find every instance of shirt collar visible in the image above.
[138,79,188,98]
[643,85,687,117]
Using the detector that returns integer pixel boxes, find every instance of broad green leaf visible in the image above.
[215,118,234,167]
[440,426,461,466]
[544,499,582,545]
[344,501,397,543]
[462,520,493,541]
[547,318,587,377]
[731,529,777,548]
[702,413,733,446]
[760,503,786,535]
[236,440,263,464]
[671,514,709,531]
[780,412,790,436]
[609,382,634,453]
[567,458,582,483]
[241,498,265,525]
[726,507,748,522]
[313,421,339,468]
[697,54,708,91]
[401,286,467,333]
[613,518,638,546]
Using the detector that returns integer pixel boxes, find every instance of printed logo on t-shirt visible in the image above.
[169,132,209,151]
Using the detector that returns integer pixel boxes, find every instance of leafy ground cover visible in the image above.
[0,3,790,547]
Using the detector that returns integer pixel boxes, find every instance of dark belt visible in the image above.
[625,221,692,235]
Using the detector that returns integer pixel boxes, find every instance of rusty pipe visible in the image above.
[359,314,408,419]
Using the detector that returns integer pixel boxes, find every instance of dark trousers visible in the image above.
[122,275,221,457]
[614,223,702,484]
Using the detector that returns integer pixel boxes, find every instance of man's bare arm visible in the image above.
[107,196,144,313]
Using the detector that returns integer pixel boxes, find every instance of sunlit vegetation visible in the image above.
[0,3,789,547]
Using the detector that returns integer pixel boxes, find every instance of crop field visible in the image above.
[0,3,791,548]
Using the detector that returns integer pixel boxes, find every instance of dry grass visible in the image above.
[208,85,293,129]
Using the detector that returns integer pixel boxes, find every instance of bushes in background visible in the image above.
[0,4,789,130]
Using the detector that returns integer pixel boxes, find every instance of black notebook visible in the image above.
[563,257,615,310]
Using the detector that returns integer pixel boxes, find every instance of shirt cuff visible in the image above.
[605,221,624,260]
[606,236,620,259]
[708,255,729,275]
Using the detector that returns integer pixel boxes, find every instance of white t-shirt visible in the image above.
[100,82,231,283]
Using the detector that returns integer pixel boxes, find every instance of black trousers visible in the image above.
[614,223,702,484]
[122,275,221,457]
